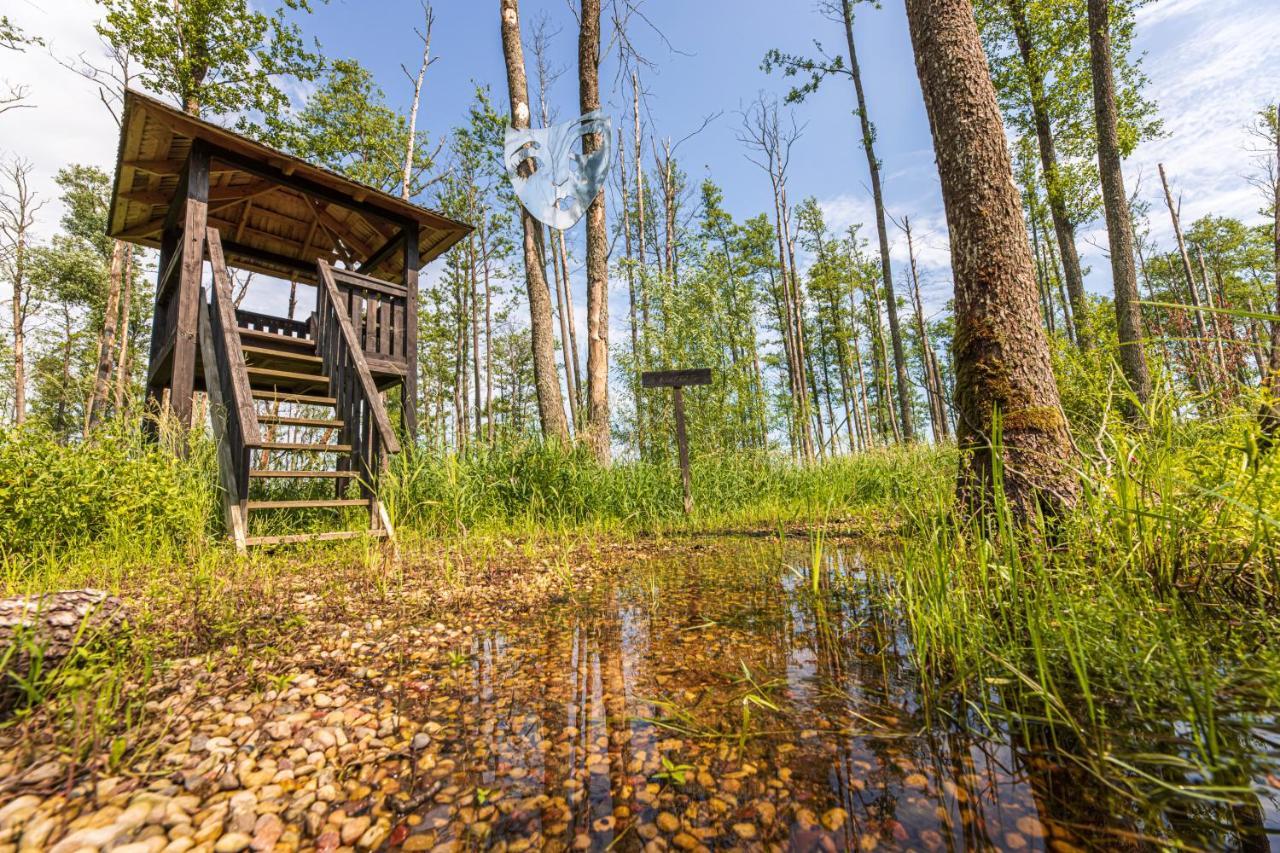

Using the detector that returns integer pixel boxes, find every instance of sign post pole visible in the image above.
[641,367,712,515]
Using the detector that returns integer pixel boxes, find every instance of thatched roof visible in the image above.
[108,89,469,284]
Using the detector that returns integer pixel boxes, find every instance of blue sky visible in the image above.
[4,0,1279,333]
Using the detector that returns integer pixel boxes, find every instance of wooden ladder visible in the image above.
[198,229,398,552]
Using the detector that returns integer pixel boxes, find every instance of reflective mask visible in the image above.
[504,111,612,230]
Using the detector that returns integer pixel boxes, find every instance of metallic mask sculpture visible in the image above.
[504,111,612,230]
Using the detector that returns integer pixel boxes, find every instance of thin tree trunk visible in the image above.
[550,227,579,430]
[1008,0,1091,350]
[557,231,584,410]
[619,126,641,454]
[482,223,494,443]
[402,3,434,200]
[1088,0,1151,412]
[1159,163,1214,397]
[499,0,569,442]
[904,217,948,442]
[1262,104,1280,441]
[840,0,914,440]
[87,240,126,429]
[907,0,1079,521]
[114,249,135,408]
[579,0,610,462]
[1196,244,1229,387]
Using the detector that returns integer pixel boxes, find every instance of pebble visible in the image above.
[656,812,680,833]
[341,815,371,846]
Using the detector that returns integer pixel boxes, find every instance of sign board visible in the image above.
[641,368,713,389]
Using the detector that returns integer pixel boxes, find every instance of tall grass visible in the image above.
[885,406,1280,804]
[0,420,218,587]
[381,440,951,537]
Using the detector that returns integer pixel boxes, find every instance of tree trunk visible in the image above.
[1087,0,1151,413]
[1008,0,1092,350]
[578,0,610,462]
[114,249,135,409]
[841,0,914,441]
[619,126,641,454]
[906,0,1079,522]
[87,240,126,429]
[905,217,949,441]
[549,225,579,429]
[499,0,569,442]
[1159,163,1214,395]
[1261,104,1280,442]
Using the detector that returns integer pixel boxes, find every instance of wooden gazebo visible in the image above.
[108,90,470,549]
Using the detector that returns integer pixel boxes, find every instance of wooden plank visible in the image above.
[249,469,355,479]
[247,499,368,510]
[378,297,393,357]
[206,228,263,446]
[641,367,713,388]
[197,290,249,552]
[332,266,409,298]
[256,414,344,428]
[259,441,353,452]
[125,158,184,175]
[245,529,387,547]
[251,389,336,406]
[356,231,405,276]
[241,344,323,365]
[247,366,328,385]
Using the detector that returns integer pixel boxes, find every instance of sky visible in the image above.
[2,0,1278,345]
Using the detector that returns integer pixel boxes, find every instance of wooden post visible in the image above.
[170,141,210,432]
[641,368,712,515]
[672,385,692,514]
[402,222,420,440]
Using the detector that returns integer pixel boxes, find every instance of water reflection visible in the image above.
[392,541,1280,851]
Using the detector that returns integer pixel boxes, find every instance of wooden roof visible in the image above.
[108,89,470,284]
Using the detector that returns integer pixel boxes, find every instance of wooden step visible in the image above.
[257,413,344,428]
[251,390,336,406]
[249,469,358,479]
[238,327,314,350]
[258,441,352,453]
[245,529,389,547]
[247,498,369,511]
[247,366,328,385]
[242,344,323,365]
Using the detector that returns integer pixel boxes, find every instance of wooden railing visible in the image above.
[316,261,400,491]
[236,308,311,340]
[204,230,262,515]
[326,266,409,372]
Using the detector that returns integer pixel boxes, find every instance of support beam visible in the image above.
[357,231,406,277]
[169,140,211,433]
[402,222,420,439]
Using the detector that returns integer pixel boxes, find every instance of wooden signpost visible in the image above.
[641,368,713,514]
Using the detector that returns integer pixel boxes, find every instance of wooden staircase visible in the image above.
[197,228,401,551]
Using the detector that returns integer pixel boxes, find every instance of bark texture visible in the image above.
[906,0,1079,522]
[499,0,569,442]
[578,0,611,463]
[1087,0,1151,412]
